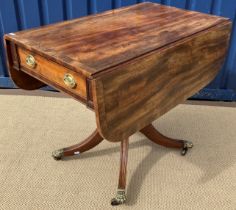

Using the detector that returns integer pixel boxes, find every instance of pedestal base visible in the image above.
[52,123,193,205]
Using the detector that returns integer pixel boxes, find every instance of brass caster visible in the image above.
[52,149,64,160]
[111,189,126,206]
[181,141,193,156]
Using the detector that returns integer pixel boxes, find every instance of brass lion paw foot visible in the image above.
[52,149,64,160]
[181,141,193,156]
[111,189,127,206]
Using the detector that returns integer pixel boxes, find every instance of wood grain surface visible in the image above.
[118,138,129,190]
[4,2,229,77]
[4,2,232,142]
[92,21,231,141]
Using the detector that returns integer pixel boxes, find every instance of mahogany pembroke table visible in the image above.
[4,2,231,206]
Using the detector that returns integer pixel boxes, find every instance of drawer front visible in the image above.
[17,47,87,100]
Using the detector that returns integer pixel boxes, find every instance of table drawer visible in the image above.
[17,47,87,100]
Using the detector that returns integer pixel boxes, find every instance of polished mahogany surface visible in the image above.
[4,2,231,141]
[4,2,229,77]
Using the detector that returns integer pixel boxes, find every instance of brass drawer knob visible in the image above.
[26,55,36,68]
[63,73,77,89]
